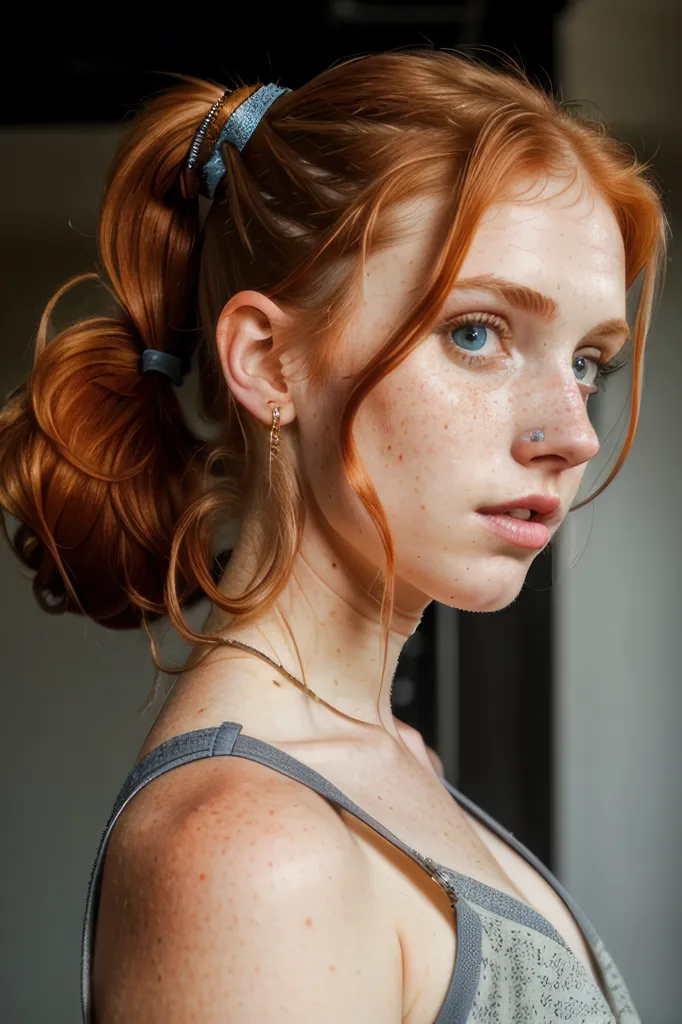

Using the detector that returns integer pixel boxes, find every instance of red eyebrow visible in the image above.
[451,274,630,339]
[451,275,560,320]
[588,317,631,340]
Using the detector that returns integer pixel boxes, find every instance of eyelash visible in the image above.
[437,311,630,392]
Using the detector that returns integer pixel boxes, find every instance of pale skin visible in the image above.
[94,170,629,1022]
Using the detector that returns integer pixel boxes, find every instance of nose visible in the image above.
[511,383,601,470]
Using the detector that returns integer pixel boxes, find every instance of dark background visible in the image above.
[3,0,568,867]
[1,3,565,125]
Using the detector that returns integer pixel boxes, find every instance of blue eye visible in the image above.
[573,355,599,387]
[452,323,489,352]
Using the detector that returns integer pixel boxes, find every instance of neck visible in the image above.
[201,515,428,739]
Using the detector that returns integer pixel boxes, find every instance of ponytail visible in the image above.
[0,78,216,630]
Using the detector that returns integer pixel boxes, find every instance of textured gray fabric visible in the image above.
[439,779,641,1022]
[432,863,569,949]
[469,904,614,1023]
[80,721,640,1023]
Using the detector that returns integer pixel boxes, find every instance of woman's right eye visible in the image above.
[451,322,493,353]
[442,312,510,363]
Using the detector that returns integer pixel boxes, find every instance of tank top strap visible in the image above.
[115,720,437,873]
[81,721,460,1023]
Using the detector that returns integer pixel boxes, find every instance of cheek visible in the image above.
[294,342,512,563]
[296,400,345,508]
[352,351,493,523]
[357,360,442,473]
[359,342,500,455]
[293,360,456,549]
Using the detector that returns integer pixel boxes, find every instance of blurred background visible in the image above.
[1,2,680,1021]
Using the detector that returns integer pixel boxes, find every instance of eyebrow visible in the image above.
[451,274,630,340]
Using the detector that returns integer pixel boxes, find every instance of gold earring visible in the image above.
[267,405,281,494]
[270,405,281,452]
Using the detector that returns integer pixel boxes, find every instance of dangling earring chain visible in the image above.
[270,404,281,449]
[267,403,281,494]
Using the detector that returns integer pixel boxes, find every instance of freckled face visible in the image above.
[293,172,627,612]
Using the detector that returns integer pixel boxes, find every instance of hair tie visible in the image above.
[181,82,291,201]
[141,349,185,386]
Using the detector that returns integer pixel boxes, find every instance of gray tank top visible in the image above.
[80,721,640,1023]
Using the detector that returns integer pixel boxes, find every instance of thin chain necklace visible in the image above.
[202,633,369,723]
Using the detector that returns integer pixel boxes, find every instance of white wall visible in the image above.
[556,3,682,1022]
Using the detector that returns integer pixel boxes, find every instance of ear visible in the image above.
[214,290,296,427]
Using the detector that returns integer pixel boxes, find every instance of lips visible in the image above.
[475,510,551,550]
[477,494,561,522]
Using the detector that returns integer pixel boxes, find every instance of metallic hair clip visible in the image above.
[185,93,229,176]
[180,82,291,201]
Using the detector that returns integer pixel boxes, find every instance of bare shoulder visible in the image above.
[93,755,403,1023]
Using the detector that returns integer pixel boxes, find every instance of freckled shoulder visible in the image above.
[93,755,403,1022]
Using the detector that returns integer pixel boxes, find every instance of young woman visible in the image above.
[0,50,665,1023]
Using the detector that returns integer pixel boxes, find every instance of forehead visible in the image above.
[354,172,627,348]
[456,173,626,305]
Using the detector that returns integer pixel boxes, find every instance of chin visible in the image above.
[418,554,533,613]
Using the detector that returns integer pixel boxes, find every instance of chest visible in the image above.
[335,778,607,1023]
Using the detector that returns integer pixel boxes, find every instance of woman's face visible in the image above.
[290,170,628,613]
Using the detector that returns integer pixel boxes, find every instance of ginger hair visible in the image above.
[0,49,667,698]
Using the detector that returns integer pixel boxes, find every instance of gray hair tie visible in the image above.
[141,349,184,386]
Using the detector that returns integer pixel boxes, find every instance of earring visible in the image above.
[267,404,281,494]
[270,404,281,451]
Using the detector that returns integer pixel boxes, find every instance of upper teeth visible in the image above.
[505,509,533,520]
